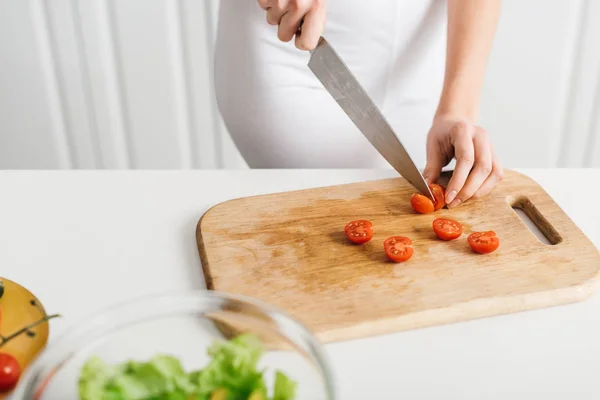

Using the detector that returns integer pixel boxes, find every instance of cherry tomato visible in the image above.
[344,220,374,244]
[410,193,435,214]
[430,184,446,211]
[410,184,445,214]
[433,218,463,241]
[468,231,500,254]
[384,236,414,262]
[0,352,21,392]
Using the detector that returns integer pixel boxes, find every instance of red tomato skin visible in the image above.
[410,184,445,214]
[468,231,500,254]
[0,352,21,392]
[344,220,374,244]
[432,218,463,241]
[384,236,414,262]
[430,184,446,211]
[410,194,435,214]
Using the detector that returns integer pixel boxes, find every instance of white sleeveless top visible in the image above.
[215,0,447,168]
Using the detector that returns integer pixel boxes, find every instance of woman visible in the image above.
[215,0,504,208]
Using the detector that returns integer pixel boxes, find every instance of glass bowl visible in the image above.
[12,290,337,400]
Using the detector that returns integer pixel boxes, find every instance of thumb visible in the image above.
[423,147,445,185]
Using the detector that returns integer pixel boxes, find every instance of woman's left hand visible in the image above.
[422,115,504,208]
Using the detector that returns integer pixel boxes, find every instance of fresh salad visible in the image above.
[78,334,297,400]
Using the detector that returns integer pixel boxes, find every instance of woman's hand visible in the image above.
[424,0,502,208]
[423,116,503,208]
[257,0,326,50]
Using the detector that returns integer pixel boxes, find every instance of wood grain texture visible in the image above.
[196,170,600,343]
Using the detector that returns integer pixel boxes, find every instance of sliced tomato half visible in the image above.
[384,236,414,262]
[433,218,463,241]
[410,184,446,214]
[410,193,434,214]
[430,184,446,211]
[468,231,500,254]
[344,220,374,244]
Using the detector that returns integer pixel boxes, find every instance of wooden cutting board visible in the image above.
[196,170,600,343]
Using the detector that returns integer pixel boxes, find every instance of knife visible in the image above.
[307,36,435,201]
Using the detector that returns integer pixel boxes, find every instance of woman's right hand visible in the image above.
[257,0,327,51]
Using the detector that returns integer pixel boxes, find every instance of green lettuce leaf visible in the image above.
[79,355,191,400]
[191,334,267,398]
[78,356,124,400]
[272,370,297,400]
[78,334,298,400]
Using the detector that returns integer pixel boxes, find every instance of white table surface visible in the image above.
[2,169,600,400]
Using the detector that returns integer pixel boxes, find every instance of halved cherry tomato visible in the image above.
[430,184,446,211]
[410,193,435,214]
[410,184,446,214]
[468,231,500,254]
[433,218,463,241]
[0,352,21,392]
[384,236,414,262]
[344,220,374,244]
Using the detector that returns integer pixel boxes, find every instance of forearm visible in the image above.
[436,0,501,123]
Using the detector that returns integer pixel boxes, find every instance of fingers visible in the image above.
[445,122,475,206]
[265,0,289,25]
[448,126,492,207]
[295,0,326,50]
[426,120,501,207]
[473,146,504,199]
[259,0,325,50]
[258,0,270,10]
[423,136,447,185]
[278,1,308,42]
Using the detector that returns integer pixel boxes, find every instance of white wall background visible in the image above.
[1,0,600,169]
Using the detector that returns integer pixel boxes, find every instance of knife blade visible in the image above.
[307,36,435,201]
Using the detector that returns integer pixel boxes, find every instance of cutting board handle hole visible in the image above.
[510,196,562,245]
